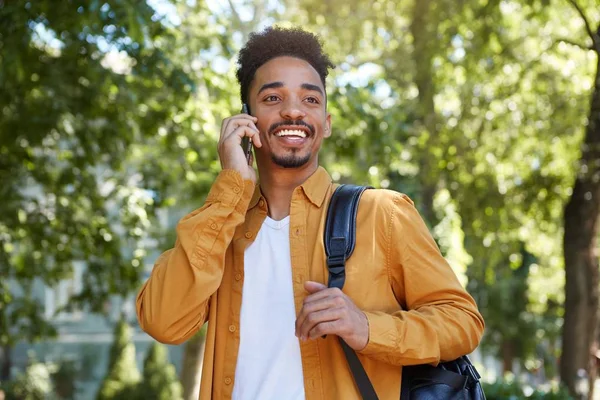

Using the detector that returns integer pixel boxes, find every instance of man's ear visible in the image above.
[324,113,332,138]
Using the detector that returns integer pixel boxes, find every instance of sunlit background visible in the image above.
[1,0,599,399]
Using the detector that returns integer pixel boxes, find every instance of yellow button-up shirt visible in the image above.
[136,167,484,399]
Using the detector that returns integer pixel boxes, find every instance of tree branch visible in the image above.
[252,0,265,26]
[556,37,594,51]
[227,0,244,32]
[565,0,598,49]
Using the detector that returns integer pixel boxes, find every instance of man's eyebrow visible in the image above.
[256,81,325,97]
[257,81,284,95]
[301,83,324,96]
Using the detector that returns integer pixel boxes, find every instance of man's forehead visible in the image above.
[252,56,323,89]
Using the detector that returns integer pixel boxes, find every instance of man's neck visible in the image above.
[257,161,318,221]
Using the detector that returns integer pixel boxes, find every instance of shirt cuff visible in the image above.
[357,311,399,356]
[205,169,255,213]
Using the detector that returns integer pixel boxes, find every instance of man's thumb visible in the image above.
[304,280,327,293]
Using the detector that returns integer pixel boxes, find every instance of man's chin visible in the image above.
[271,153,311,168]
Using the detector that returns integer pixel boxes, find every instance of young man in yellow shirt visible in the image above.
[136,26,484,399]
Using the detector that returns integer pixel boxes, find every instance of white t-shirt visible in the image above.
[232,216,305,400]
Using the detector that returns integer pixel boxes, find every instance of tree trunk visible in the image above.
[561,41,600,399]
[0,345,11,381]
[409,0,441,228]
[501,340,515,374]
[180,329,206,400]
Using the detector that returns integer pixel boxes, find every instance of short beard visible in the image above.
[271,151,311,168]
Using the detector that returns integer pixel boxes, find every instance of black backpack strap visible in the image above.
[324,184,378,400]
[324,184,371,290]
[338,337,379,400]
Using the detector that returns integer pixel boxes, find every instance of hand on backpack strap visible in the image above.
[295,281,369,351]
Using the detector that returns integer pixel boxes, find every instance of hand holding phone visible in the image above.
[217,104,260,183]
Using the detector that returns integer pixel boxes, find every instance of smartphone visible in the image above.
[241,103,252,165]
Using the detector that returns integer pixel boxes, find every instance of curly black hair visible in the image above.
[236,26,335,107]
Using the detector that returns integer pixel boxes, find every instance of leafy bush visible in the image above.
[136,342,183,400]
[0,362,55,400]
[96,319,140,400]
[482,379,573,400]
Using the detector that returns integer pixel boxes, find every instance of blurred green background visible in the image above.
[1,0,599,399]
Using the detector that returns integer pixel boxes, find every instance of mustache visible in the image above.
[268,120,315,136]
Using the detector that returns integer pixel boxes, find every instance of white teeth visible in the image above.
[275,129,307,138]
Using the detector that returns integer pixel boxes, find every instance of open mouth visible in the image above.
[269,120,314,140]
[275,129,307,138]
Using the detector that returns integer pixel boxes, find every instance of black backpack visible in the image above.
[324,184,486,400]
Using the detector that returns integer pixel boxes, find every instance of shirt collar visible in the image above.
[248,184,263,210]
[247,166,332,210]
[299,166,332,207]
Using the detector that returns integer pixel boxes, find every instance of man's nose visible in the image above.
[280,98,306,120]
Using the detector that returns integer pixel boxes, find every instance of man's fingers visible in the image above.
[218,126,261,149]
[302,287,343,308]
[295,283,349,340]
[233,124,262,148]
[302,282,338,304]
[297,308,343,340]
[222,114,257,127]
[304,280,327,294]
[295,296,345,336]
[221,115,259,140]
[224,120,260,142]
[308,320,342,339]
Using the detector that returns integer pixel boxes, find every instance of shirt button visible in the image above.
[228,325,236,332]
[233,187,240,193]
[235,273,242,281]
[224,377,232,385]
[259,199,265,207]
[210,223,218,230]
[245,232,252,239]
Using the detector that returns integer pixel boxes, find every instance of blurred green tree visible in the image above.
[96,318,140,400]
[0,359,55,400]
[559,0,600,396]
[137,342,182,400]
[0,0,191,378]
[179,328,205,400]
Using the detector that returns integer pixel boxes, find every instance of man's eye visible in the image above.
[306,97,319,103]
[265,95,279,102]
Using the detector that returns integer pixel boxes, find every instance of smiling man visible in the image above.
[136,27,484,400]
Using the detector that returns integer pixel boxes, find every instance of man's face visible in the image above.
[248,56,331,169]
